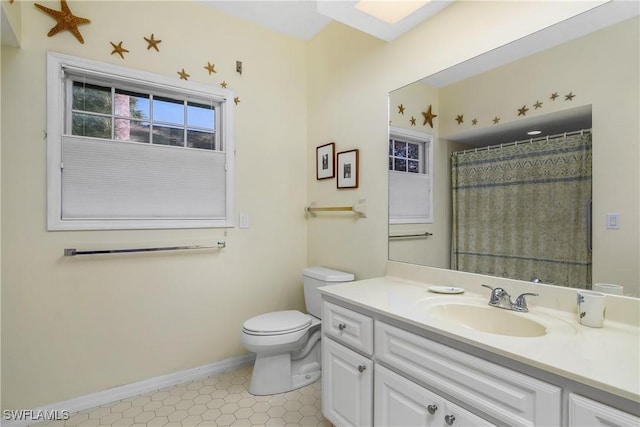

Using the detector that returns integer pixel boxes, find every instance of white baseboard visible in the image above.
[2,354,255,427]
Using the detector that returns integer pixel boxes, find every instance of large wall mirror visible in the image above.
[388,2,639,297]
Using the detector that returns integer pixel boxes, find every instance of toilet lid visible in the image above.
[243,310,312,334]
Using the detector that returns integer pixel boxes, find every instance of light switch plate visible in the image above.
[239,212,249,229]
[606,213,620,230]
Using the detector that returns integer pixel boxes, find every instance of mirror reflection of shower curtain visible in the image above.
[451,132,592,288]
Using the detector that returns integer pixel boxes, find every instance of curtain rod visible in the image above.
[453,128,592,155]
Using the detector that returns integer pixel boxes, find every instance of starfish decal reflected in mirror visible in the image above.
[177,69,190,80]
[422,105,437,128]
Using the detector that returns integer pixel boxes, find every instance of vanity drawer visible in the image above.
[323,301,373,355]
[375,321,561,427]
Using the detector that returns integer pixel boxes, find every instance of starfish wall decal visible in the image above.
[398,104,405,114]
[518,105,529,116]
[234,97,241,105]
[110,41,129,59]
[220,81,228,89]
[565,92,576,101]
[534,101,543,109]
[204,62,217,75]
[410,117,416,126]
[144,34,161,51]
[35,0,91,44]
[455,114,464,124]
[550,92,559,100]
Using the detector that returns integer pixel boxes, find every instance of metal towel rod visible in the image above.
[64,242,226,257]
[389,232,433,239]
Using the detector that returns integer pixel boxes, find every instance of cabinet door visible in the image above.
[568,393,640,427]
[375,364,444,427]
[442,400,496,427]
[375,364,495,427]
[323,337,373,427]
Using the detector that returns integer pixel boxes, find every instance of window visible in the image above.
[388,127,433,224]
[389,138,425,174]
[47,52,234,230]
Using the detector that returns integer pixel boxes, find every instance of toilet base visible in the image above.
[248,341,321,395]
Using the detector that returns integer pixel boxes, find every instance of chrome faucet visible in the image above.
[481,285,538,313]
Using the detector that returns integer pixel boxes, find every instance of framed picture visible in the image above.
[337,149,359,189]
[316,142,335,180]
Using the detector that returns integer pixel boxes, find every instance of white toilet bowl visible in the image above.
[241,267,354,396]
[241,310,322,395]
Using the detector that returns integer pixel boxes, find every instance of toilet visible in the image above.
[241,266,354,395]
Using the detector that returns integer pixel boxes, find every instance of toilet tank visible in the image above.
[303,267,354,318]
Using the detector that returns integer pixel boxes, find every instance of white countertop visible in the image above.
[319,275,640,402]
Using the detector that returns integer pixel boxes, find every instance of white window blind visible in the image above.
[61,136,226,220]
[389,171,432,223]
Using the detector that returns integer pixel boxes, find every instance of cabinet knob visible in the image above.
[444,414,456,425]
[357,365,366,373]
[338,323,347,331]
[427,404,438,415]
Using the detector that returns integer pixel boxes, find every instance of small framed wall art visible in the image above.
[316,142,335,180]
[337,149,359,189]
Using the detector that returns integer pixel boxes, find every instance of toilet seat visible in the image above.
[242,310,312,336]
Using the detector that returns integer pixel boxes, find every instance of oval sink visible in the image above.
[427,303,547,337]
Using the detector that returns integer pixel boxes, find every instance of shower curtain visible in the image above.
[451,132,592,288]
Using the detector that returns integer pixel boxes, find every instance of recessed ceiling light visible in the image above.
[527,130,542,136]
[354,0,430,24]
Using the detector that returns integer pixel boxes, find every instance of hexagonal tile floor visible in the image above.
[36,365,332,426]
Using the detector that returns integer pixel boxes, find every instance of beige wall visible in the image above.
[1,1,308,409]
[386,18,640,296]
[306,1,612,281]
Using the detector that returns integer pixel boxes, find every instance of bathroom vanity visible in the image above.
[319,262,640,427]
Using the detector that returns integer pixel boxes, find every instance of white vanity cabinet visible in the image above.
[322,300,374,427]
[375,364,495,427]
[568,393,640,426]
[321,297,638,427]
[376,321,561,427]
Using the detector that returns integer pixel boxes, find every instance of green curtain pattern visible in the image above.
[451,132,592,288]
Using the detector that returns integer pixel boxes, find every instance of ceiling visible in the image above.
[199,0,454,41]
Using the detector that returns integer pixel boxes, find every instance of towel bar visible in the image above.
[63,242,226,256]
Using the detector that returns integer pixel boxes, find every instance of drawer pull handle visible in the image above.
[357,365,366,373]
[338,323,347,331]
[427,404,438,415]
[444,414,456,425]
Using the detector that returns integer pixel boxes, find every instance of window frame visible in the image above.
[46,52,235,230]
[388,127,433,224]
